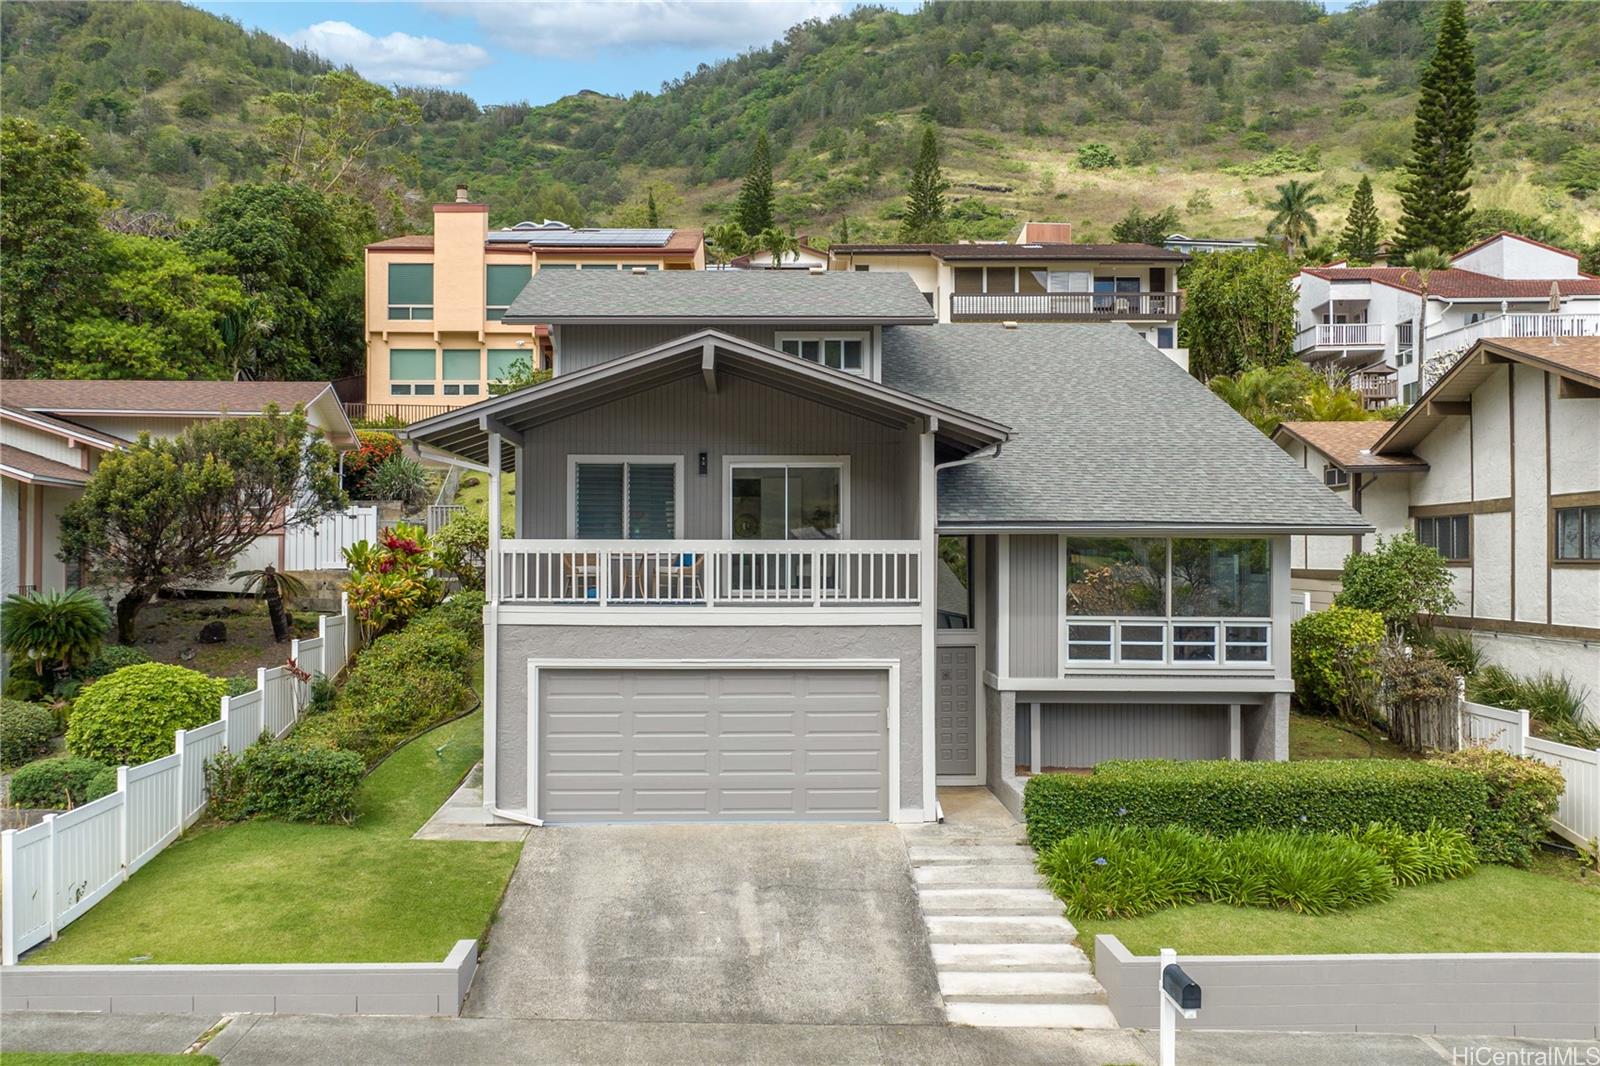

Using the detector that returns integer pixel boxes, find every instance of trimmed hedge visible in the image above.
[67,663,226,766]
[1432,748,1563,867]
[205,740,364,824]
[9,755,110,808]
[1024,759,1488,852]
[1,698,56,766]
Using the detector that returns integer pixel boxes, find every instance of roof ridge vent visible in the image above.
[1001,321,1019,330]
[808,265,826,274]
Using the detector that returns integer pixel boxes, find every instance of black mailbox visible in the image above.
[1162,963,1202,1012]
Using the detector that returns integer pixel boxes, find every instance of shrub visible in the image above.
[428,590,487,646]
[66,663,226,765]
[1425,630,1482,676]
[1023,759,1487,853]
[1290,606,1384,717]
[1381,645,1462,752]
[1,698,56,766]
[1334,533,1458,639]
[341,524,445,638]
[1467,666,1597,748]
[345,430,402,495]
[1077,142,1119,169]
[222,675,257,698]
[9,755,110,808]
[433,513,508,591]
[1347,821,1476,886]
[77,644,152,681]
[1434,748,1564,866]
[1216,829,1394,915]
[365,455,432,511]
[85,766,119,802]
[207,738,364,824]
[0,588,114,687]
[307,675,338,715]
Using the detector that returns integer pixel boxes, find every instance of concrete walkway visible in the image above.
[6,1010,1594,1065]
[412,764,530,842]
[901,787,1114,1029]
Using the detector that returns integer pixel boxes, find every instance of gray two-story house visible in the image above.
[405,270,1367,826]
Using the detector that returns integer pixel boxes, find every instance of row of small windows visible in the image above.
[388,348,529,397]
[388,263,659,322]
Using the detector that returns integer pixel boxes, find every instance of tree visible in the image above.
[1393,0,1477,257]
[1335,532,1460,639]
[1265,179,1327,256]
[833,216,856,244]
[646,187,659,228]
[610,182,683,228]
[1110,205,1180,246]
[264,70,421,198]
[0,118,109,376]
[1178,249,1299,379]
[1208,363,1379,436]
[705,221,749,269]
[755,227,798,268]
[230,564,308,643]
[898,126,950,243]
[1401,246,1451,387]
[734,131,775,235]
[59,406,346,642]
[1336,176,1383,265]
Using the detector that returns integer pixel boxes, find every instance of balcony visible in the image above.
[949,291,1182,322]
[495,540,922,608]
[1426,313,1600,359]
[1350,368,1398,404]
[345,401,464,426]
[1295,323,1388,353]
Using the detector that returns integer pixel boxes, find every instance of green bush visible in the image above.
[1023,759,1487,853]
[1347,821,1476,886]
[1425,630,1482,676]
[66,663,226,766]
[428,590,486,646]
[1,698,56,766]
[1077,142,1119,169]
[1433,748,1564,866]
[1334,532,1458,638]
[84,766,119,802]
[1291,606,1384,716]
[77,644,151,680]
[8,755,110,808]
[222,675,257,698]
[205,739,364,824]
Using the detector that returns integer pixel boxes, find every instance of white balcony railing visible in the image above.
[1298,323,1387,350]
[950,291,1182,320]
[496,539,921,607]
[1426,312,1600,357]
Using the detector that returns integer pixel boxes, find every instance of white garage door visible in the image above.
[538,668,889,823]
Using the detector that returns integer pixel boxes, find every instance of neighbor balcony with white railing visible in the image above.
[1295,322,1388,352]
[494,540,922,608]
[1425,312,1600,358]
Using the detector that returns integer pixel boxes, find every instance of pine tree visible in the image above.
[645,187,659,228]
[1394,0,1477,258]
[734,132,774,236]
[1337,176,1382,265]
[898,126,950,243]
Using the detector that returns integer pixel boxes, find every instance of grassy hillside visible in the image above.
[4,1,1598,245]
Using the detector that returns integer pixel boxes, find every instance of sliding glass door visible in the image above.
[728,463,844,541]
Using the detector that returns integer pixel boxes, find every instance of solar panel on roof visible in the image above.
[486,227,674,247]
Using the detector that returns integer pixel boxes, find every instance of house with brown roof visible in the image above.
[828,222,1190,368]
[362,186,706,424]
[1,380,359,598]
[1273,336,1600,706]
[1293,232,1600,407]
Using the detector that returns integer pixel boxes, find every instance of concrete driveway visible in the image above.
[466,823,944,1025]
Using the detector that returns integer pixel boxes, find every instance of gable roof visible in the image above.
[1375,336,1600,453]
[1451,231,1583,265]
[1300,265,1600,300]
[1271,421,1426,473]
[0,444,92,486]
[502,269,937,325]
[366,228,704,258]
[402,328,1009,466]
[0,404,122,451]
[880,324,1370,534]
[830,242,1188,263]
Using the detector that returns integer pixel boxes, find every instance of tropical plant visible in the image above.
[487,355,552,395]
[1335,532,1460,639]
[1208,363,1324,434]
[230,564,310,643]
[59,405,346,641]
[340,523,444,639]
[1265,179,1327,256]
[344,430,402,495]
[1180,248,1299,380]
[0,589,113,687]
[1393,0,1477,256]
[1467,666,1597,749]
[66,662,226,765]
[364,454,432,512]
[754,226,799,268]
[704,221,749,268]
[898,126,950,243]
[1298,384,1376,422]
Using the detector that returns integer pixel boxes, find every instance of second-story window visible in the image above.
[1324,464,1351,490]
[387,264,433,320]
[1555,505,1600,561]
[486,264,531,321]
[1415,514,1470,562]
[777,333,866,375]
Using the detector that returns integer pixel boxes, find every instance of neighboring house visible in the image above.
[1163,233,1260,255]
[0,379,360,596]
[1273,336,1600,695]
[727,240,830,270]
[363,187,706,423]
[1294,232,1600,407]
[827,222,1190,368]
[403,269,1364,827]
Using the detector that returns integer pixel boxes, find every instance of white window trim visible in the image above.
[566,454,685,539]
[722,455,852,540]
[774,331,871,377]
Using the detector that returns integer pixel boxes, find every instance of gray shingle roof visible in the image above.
[881,324,1371,533]
[502,269,937,324]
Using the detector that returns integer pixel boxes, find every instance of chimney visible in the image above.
[1019,222,1072,245]
[455,184,470,204]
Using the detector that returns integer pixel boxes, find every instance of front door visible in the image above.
[935,646,977,777]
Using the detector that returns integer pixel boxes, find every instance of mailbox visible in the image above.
[1162,962,1202,1012]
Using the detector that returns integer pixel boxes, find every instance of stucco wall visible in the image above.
[493,623,924,816]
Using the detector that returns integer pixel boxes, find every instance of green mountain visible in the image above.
[4,0,1598,244]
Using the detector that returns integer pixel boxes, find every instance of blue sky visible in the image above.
[193,1,912,105]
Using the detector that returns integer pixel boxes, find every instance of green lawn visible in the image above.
[1,1056,215,1066]
[1075,855,1600,961]
[1289,712,1417,761]
[22,710,521,965]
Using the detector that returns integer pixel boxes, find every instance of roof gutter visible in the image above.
[935,441,1003,472]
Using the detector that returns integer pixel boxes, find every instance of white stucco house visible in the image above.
[1273,335,1600,710]
[1293,232,1600,407]
[726,241,830,271]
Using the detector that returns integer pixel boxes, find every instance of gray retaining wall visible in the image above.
[1096,935,1600,1040]
[0,939,477,1017]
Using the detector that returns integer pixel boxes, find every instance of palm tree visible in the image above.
[704,222,749,269]
[1402,246,1452,388]
[1300,384,1376,422]
[755,226,798,269]
[1208,363,1321,434]
[1265,179,1328,257]
[231,564,310,643]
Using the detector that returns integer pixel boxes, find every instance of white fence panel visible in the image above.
[2,595,365,963]
[1527,736,1600,847]
[284,506,378,571]
[294,635,326,683]
[1460,701,1526,753]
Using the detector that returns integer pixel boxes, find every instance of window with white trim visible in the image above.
[1324,464,1350,490]
[569,457,681,539]
[727,460,847,540]
[776,333,867,375]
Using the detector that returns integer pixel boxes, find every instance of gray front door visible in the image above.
[539,668,888,823]
[935,646,977,776]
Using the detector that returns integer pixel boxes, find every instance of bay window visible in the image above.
[1064,536,1273,668]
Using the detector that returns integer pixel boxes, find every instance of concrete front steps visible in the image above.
[905,834,1117,1029]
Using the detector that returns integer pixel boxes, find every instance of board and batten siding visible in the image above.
[515,372,920,539]
[1018,703,1228,767]
[555,323,860,374]
[1008,534,1060,678]
[982,535,999,671]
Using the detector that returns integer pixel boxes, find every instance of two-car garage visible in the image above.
[535,666,893,823]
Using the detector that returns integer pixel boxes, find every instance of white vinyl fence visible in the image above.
[1461,699,1600,850]
[2,595,365,965]
[284,506,378,571]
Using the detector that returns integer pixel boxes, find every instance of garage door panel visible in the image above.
[538,668,888,823]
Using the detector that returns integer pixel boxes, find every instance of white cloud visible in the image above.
[436,1,849,58]
[282,21,491,88]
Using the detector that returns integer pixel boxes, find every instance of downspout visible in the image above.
[935,441,1004,473]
